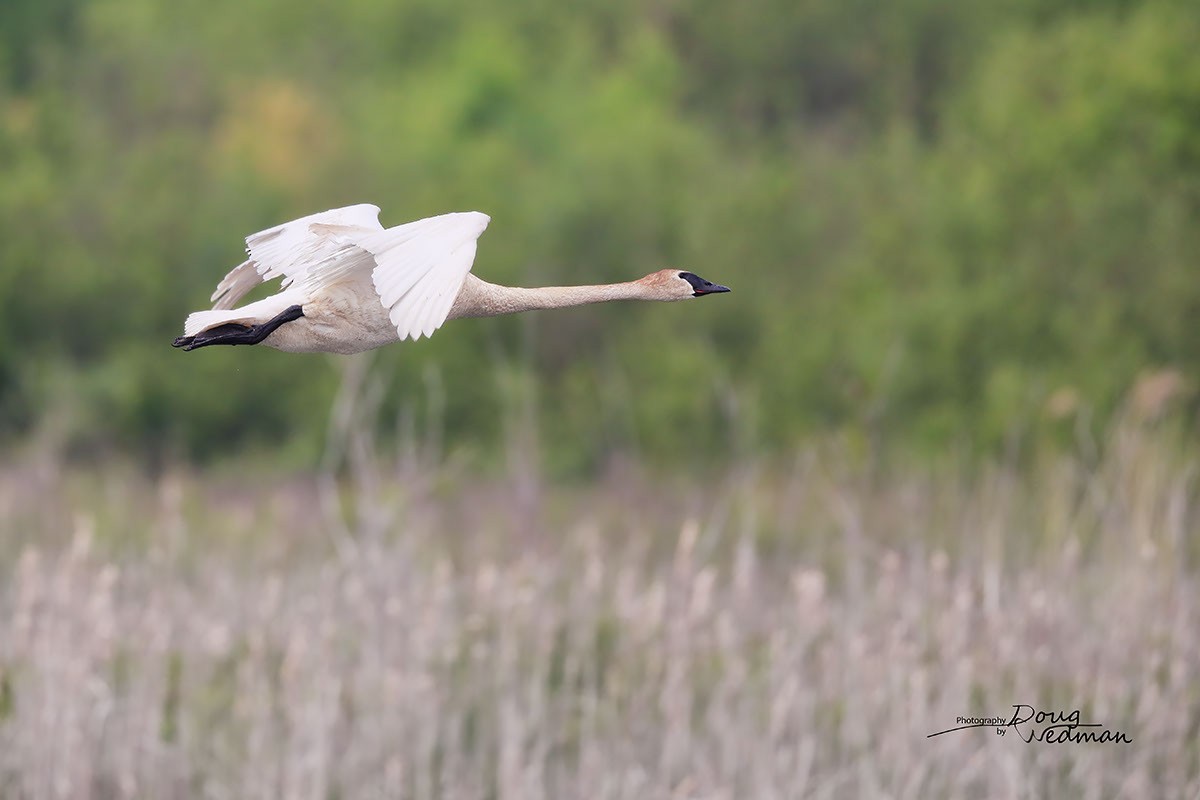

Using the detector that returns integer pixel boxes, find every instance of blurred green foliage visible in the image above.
[1,0,1197,470]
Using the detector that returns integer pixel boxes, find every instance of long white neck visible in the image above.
[447,274,653,320]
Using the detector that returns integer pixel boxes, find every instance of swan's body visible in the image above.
[173,205,729,354]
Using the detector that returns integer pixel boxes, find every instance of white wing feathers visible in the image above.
[210,259,260,310]
[203,206,490,343]
[208,204,383,311]
[245,203,384,290]
[363,212,490,340]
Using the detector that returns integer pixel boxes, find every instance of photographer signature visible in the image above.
[928,705,1132,743]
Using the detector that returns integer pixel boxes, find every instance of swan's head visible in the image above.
[641,269,731,301]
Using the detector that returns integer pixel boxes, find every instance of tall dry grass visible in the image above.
[0,416,1198,799]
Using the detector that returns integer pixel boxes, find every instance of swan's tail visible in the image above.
[183,308,258,337]
[173,301,304,351]
[181,291,302,337]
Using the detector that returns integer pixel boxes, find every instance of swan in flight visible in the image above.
[172,205,730,354]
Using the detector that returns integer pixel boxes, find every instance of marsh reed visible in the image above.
[0,415,1197,799]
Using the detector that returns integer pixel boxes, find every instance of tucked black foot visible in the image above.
[173,322,252,350]
[172,305,304,351]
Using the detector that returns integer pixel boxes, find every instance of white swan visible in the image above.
[173,204,730,354]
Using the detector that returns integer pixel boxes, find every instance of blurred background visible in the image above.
[2,1,1200,797]
[3,0,1198,471]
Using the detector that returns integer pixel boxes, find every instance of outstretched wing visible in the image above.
[208,204,384,310]
[205,206,489,343]
[210,259,261,310]
[360,211,490,341]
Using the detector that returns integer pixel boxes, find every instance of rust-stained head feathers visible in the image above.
[636,269,731,301]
